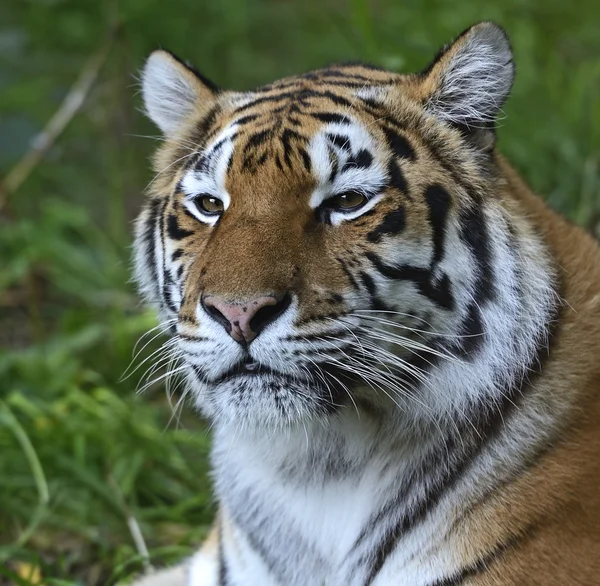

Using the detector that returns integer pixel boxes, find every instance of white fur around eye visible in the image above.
[328,192,385,226]
[178,124,237,225]
[183,195,224,226]
[308,120,387,224]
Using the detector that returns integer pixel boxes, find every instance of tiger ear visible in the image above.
[141,50,219,136]
[420,22,514,130]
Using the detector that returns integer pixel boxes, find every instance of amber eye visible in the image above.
[327,191,368,211]
[194,194,224,215]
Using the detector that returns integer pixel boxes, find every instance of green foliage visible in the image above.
[0,0,598,583]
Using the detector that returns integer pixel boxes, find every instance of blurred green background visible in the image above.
[0,0,598,583]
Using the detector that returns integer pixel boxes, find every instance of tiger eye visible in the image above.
[330,191,368,211]
[196,195,224,215]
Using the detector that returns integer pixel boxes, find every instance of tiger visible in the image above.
[130,21,600,586]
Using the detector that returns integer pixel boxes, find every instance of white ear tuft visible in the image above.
[426,22,514,127]
[141,50,217,135]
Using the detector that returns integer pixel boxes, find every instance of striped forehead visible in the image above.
[180,114,387,207]
[180,124,238,207]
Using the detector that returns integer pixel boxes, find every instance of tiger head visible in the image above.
[135,22,556,430]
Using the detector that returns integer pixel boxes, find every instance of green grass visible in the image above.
[1,0,599,583]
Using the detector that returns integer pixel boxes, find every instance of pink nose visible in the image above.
[201,294,291,344]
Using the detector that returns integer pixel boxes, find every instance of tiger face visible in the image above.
[135,23,554,430]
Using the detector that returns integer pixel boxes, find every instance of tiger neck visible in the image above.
[210,166,564,585]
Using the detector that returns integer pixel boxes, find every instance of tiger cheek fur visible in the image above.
[131,21,600,586]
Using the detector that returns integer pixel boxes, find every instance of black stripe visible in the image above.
[226,151,235,174]
[235,113,259,126]
[319,90,354,108]
[157,205,178,316]
[427,531,528,586]
[234,89,352,114]
[336,257,361,291]
[209,137,229,156]
[179,333,209,342]
[453,302,484,359]
[382,126,416,160]
[360,271,377,296]
[360,271,394,312]
[357,96,384,112]
[189,364,210,383]
[166,213,194,240]
[342,149,373,172]
[299,147,312,172]
[193,104,221,144]
[359,383,525,585]
[387,159,409,196]
[366,252,454,311]
[171,248,184,261]
[242,154,257,171]
[142,198,162,293]
[458,204,495,303]
[244,129,272,152]
[178,314,198,325]
[367,207,405,243]
[281,128,308,167]
[311,79,389,89]
[328,146,339,182]
[194,154,210,173]
[281,128,308,146]
[328,133,351,152]
[425,184,451,266]
[162,281,178,315]
[310,112,351,124]
[159,200,175,314]
[328,292,344,304]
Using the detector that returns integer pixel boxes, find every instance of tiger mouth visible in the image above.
[214,359,295,384]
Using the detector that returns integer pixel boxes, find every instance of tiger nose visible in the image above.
[201,294,291,344]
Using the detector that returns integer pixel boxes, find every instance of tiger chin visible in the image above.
[130,21,600,586]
